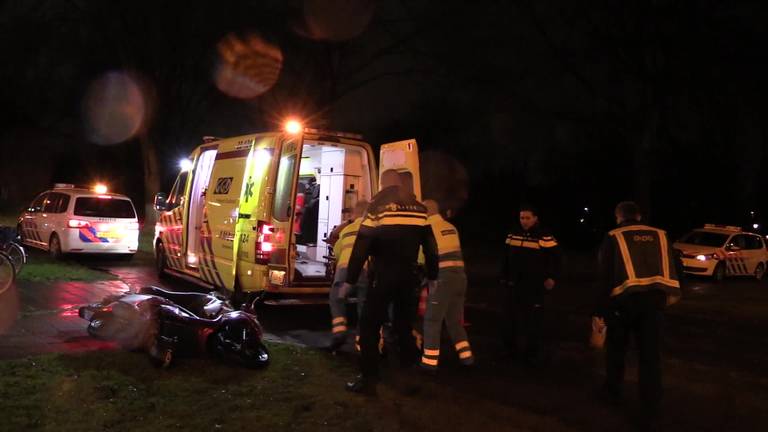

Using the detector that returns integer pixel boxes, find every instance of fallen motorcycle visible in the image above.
[78,286,269,368]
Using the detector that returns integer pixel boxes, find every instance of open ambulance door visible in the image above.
[379,139,421,199]
[267,135,303,289]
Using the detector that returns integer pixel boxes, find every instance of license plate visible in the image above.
[269,270,286,285]
[97,231,123,239]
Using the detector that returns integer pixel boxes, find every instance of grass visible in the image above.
[0,344,572,432]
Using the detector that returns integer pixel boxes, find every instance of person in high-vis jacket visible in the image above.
[501,205,561,365]
[420,200,473,372]
[327,200,369,352]
[339,170,439,395]
[594,201,681,424]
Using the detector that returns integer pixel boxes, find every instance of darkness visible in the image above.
[1,0,766,248]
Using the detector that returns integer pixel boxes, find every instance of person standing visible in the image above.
[420,200,473,373]
[593,201,681,424]
[501,205,561,365]
[327,200,369,352]
[340,170,439,394]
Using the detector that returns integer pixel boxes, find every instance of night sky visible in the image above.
[1,0,766,247]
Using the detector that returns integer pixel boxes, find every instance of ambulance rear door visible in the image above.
[379,139,421,198]
[204,137,254,291]
[267,134,303,289]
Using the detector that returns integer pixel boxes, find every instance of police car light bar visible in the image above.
[53,183,75,189]
[303,128,363,140]
[704,224,741,232]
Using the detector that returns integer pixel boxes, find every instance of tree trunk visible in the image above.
[140,132,161,229]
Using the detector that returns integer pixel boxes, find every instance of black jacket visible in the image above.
[346,186,439,284]
[596,221,682,315]
[503,224,561,286]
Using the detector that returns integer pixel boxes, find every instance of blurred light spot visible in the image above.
[84,71,146,145]
[215,33,283,99]
[284,119,302,134]
[179,158,193,171]
[753,223,759,230]
[300,0,375,41]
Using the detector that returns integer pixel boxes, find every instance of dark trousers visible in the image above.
[605,290,666,412]
[503,283,550,362]
[359,272,419,378]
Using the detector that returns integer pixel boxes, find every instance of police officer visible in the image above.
[327,200,369,352]
[593,201,681,423]
[501,205,560,365]
[420,200,473,373]
[340,170,439,394]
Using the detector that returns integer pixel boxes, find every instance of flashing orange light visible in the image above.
[93,184,108,194]
[284,119,302,134]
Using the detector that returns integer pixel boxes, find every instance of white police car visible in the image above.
[18,184,139,259]
[673,224,768,281]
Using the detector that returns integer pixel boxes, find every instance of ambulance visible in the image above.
[673,224,768,281]
[153,122,420,302]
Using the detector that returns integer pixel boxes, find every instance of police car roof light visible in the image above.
[703,224,741,232]
[53,183,75,189]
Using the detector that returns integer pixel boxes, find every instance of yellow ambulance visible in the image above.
[153,123,420,302]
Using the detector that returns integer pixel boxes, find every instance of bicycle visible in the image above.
[0,226,25,277]
[0,250,15,295]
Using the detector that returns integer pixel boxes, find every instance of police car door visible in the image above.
[22,193,48,247]
[379,139,421,199]
[741,234,764,275]
[725,234,749,275]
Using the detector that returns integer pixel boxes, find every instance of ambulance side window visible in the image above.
[274,154,297,222]
[168,172,189,210]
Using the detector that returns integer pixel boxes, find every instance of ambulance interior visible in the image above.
[292,141,373,282]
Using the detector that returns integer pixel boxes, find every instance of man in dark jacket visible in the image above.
[339,170,439,395]
[594,201,681,426]
[501,205,561,365]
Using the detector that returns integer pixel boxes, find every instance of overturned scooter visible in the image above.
[78,286,269,368]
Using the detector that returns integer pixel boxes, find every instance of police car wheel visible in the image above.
[713,263,726,282]
[48,234,63,260]
[754,263,765,281]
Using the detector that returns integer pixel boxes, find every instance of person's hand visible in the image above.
[338,282,352,299]
[544,278,556,290]
[428,280,438,294]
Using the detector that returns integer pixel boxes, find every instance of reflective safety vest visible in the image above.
[428,214,464,271]
[608,224,681,305]
[334,218,363,270]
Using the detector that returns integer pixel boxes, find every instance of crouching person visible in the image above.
[328,201,369,352]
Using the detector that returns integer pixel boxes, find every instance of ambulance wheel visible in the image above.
[155,242,168,277]
[48,234,63,260]
[713,263,726,282]
[754,263,765,281]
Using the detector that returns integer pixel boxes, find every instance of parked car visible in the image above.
[18,183,139,259]
[673,224,768,281]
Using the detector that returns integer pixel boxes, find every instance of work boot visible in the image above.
[345,375,378,396]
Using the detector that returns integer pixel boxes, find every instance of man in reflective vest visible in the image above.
[340,170,439,395]
[501,205,561,365]
[594,201,681,422]
[420,200,473,372]
[328,200,369,352]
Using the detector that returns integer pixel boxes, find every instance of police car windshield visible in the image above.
[679,231,729,247]
[74,197,136,219]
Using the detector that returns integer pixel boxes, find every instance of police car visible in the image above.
[18,184,139,259]
[673,224,768,281]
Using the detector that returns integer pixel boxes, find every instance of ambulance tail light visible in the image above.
[68,219,91,228]
[255,221,274,264]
